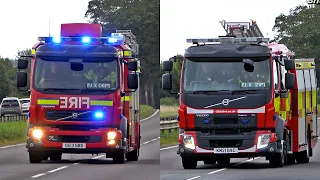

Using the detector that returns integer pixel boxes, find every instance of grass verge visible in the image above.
[160,105,179,118]
[140,104,157,119]
[160,130,179,148]
[0,121,26,147]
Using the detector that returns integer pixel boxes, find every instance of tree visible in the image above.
[85,0,160,108]
[272,5,320,85]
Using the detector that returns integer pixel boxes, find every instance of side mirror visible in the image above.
[17,72,28,87]
[18,59,28,69]
[284,60,295,70]
[285,72,295,89]
[162,73,172,90]
[162,60,173,71]
[127,73,138,89]
[127,61,138,71]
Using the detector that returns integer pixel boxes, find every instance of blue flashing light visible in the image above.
[203,119,209,124]
[241,119,249,124]
[27,112,30,118]
[82,36,91,43]
[53,37,61,43]
[94,111,104,119]
[108,37,118,43]
[273,114,277,120]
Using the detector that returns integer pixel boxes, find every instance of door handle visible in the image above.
[307,112,313,115]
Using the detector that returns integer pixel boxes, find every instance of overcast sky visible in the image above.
[0,0,90,59]
[160,0,309,61]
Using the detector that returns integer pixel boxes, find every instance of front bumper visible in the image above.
[177,142,278,159]
[26,128,123,154]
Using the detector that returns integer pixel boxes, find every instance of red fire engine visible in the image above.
[16,23,141,164]
[161,19,318,168]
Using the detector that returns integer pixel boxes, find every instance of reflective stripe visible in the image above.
[31,49,36,55]
[123,50,132,57]
[274,96,280,113]
[295,62,316,69]
[37,99,59,105]
[121,96,131,102]
[90,100,113,106]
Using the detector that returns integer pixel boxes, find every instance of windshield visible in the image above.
[182,58,271,92]
[33,57,119,92]
[19,100,30,104]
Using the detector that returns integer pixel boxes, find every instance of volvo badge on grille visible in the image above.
[222,99,230,106]
[72,112,78,118]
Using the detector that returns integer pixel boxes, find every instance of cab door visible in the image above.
[303,70,313,137]
[309,69,317,137]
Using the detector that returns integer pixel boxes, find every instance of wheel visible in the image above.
[296,130,311,164]
[203,159,216,165]
[182,157,197,169]
[113,150,125,164]
[29,151,43,163]
[50,153,62,161]
[284,154,295,164]
[269,152,284,168]
[126,149,139,161]
[269,140,286,168]
[217,158,230,164]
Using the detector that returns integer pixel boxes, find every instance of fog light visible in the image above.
[32,129,43,139]
[108,140,116,145]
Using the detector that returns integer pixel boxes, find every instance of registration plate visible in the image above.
[214,148,238,154]
[62,143,86,149]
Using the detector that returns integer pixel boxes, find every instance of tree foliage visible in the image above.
[85,0,160,108]
[272,5,320,85]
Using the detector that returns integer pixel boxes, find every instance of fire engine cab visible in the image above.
[16,23,141,164]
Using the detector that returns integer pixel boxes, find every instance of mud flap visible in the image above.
[120,115,128,147]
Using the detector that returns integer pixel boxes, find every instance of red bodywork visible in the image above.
[28,23,139,151]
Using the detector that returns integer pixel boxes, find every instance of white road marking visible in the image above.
[186,176,201,180]
[48,166,68,173]
[0,143,25,149]
[160,145,178,151]
[31,173,46,178]
[185,157,261,180]
[28,137,160,178]
[140,109,159,122]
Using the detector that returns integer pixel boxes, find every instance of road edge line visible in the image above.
[160,145,178,151]
[0,110,159,150]
[140,109,159,122]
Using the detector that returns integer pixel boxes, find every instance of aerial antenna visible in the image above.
[48,16,51,36]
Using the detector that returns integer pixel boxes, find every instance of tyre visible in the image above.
[50,153,62,161]
[182,157,197,169]
[269,141,285,168]
[217,158,230,165]
[296,130,311,164]
[284,154,295,164]
[113,150,125,164]
[126,149,139,161]
[29,151,43,163]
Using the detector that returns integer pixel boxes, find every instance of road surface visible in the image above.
[161,139,320,180]
[0,110,160,180]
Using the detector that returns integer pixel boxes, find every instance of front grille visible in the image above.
[46,110,95,121]
[209,140,243,147]
[47,135,102,143]
[194,114,257,129]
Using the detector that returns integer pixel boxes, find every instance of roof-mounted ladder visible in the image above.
[116,30,139,55]
[219,19,264,38]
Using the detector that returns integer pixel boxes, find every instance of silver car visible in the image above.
[19,98,30,115]
[0,97,22,116]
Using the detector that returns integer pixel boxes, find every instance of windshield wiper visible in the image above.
[41,88,80,92]
[80,89,113,94]
[192,90,231,94]
[230,90,264,95]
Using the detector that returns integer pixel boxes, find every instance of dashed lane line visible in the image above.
[184,157,261,180]
[29,137,160,179]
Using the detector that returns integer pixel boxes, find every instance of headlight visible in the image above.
[183,135,195,150]
[107,131,116,140]
[32,129,43,139]
[257,134,270,149]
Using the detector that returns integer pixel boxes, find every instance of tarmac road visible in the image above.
[160,138,320,180]
[0,110,160,180]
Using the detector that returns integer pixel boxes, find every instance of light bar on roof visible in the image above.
[38,35,125,45]
[186,37,269,44]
